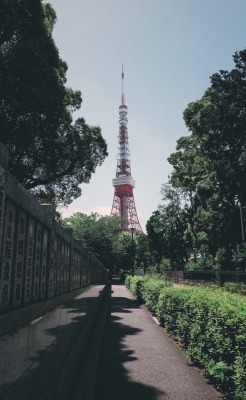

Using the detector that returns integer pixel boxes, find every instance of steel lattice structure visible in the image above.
[110,66,143,234]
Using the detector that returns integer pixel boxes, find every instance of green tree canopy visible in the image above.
[146,210,165,266]
[61,212,149,274]
[182,50,246,206]
[169,51,246,267]
[146,185,188,271]
[61,213,123,272]
[147,50,246,271]
[0,0,108,204]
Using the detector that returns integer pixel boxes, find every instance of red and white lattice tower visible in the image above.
[110,66,143,234]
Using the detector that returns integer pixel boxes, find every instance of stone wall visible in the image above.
[0,142,108,313]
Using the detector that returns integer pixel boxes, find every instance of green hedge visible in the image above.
[125,275,146,301]
[125,276,246,399]
[125,274,172,312]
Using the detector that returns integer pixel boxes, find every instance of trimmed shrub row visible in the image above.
[125,274,172,313]
[125,275,246,400]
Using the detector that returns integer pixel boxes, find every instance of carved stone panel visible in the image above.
[0,201,16,310]
[13,210,27,308]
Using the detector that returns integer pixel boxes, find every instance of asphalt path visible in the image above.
[93,284,222,400]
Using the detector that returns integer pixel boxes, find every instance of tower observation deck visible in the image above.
[110,66,143,234]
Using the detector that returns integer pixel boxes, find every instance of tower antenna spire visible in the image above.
[111,65,143,234]
[121,63,125,106]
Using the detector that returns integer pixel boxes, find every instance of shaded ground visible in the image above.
[93,284,222,400]
[0,285,106,400]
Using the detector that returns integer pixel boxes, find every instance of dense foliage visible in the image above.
[62,213,122,272]
[157,288,246,399]
[125,275,172,312]
[147,50,246,272]
[61,213,148,275]
[126,275,246,399]
[0,0,108,205]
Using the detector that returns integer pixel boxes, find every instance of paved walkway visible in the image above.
[93,284,222,400]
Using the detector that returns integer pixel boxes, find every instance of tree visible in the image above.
[0,0,108,204]
[116,232,135,273]
[61,213,151,275]
[61,213,136,274]
[183,51,246,208]
[168,135,230,263]
[61,213,120,270]
[134,233,150,272]
[152,185,188,270]
[166,50,246,270]
[146,211,164,266]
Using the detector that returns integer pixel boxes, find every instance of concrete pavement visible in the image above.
[93,284,222,400]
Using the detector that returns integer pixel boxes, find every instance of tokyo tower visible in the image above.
[110,66,143,234]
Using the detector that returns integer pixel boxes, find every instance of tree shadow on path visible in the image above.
[93,295,166,400]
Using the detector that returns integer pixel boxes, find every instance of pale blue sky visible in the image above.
[46,0,246,231]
